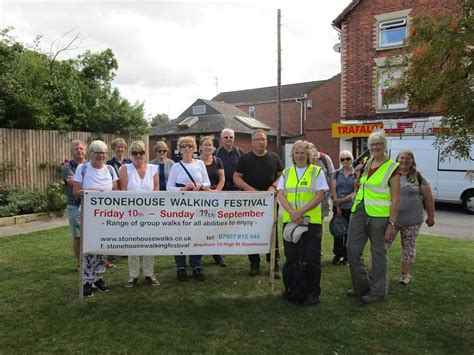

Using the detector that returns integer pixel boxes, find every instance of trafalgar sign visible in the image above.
[332,122,383,137]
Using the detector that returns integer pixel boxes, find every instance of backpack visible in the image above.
[416,171,423,189]
[318,152,329,173]
[282,243,312,304]
[283,260,311,304]
[63,160,79,185]
[80,163,116,180]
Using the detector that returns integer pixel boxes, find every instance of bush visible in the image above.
[45,182,66,213]
[0,182,65,218]
[6,188,47,215]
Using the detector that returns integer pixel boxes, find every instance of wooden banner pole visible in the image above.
[269,193,278,294]
[79,193,84,300]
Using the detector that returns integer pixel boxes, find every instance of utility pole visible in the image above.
[276,9,282,158]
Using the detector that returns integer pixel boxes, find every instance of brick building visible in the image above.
[150,99,282,162]
[213,74,341,162]
[332,0,458,160]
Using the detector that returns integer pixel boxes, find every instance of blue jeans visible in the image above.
[175,255,202,269]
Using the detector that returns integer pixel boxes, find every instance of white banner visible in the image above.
[82,191,275,256]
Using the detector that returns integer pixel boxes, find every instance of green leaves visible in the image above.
[0,29,149,136]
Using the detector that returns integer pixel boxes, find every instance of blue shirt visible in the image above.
[333,168,355,210]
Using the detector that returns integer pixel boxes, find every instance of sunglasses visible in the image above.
[132,151,145,156]
[223,136,234,139]
[340,157,352,162]
[180,144,193,149]
[93,151,106,154]
[157,150,168,153]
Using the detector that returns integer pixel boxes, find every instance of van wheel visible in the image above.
[462,191,474,214]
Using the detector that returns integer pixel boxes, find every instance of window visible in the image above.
[379,18,407,48]
[178,116,199,128]
[192,105,206,115]
[234,116,271,130]
[376,69,408,111]
[248,106,256,118]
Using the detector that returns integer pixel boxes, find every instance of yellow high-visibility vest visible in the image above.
[281,164,322,224]
[352,158,399,217]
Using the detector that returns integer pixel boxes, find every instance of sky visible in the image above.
[1,0,350,120]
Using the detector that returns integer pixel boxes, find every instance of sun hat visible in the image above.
[283,218,309,244]
[329,215,349,239]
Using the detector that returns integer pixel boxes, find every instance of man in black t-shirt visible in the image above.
[215,128,244,191]
[234,130,283,277]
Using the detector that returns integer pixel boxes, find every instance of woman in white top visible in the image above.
[166,136,211,281]
[73,140,118,298]
[120,141,160,288]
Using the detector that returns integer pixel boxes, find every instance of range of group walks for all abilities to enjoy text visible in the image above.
[83,191,275,256]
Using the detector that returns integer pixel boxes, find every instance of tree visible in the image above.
[149,113,170,128]
[384,0,473,159]
[0,28,149,136]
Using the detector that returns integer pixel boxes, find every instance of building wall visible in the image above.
[340,0,457,119]
[236,101,302,137]
[233,75,341,161]
[304,74,341,161]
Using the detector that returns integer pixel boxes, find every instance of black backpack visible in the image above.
[282,244,311,304]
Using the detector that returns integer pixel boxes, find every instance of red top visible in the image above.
[367,160,401,181]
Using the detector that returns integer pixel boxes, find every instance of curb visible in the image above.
[0,211,66,227]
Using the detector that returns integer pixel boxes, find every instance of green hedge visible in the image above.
[0,182,66,217]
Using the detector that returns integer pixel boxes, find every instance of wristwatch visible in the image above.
[388,221,395,226]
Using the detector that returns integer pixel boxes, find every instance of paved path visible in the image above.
[0,216,68,237]
[419,203,473,241]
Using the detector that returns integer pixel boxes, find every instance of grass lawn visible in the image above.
[0,225,473,354]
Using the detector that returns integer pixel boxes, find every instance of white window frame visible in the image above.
[376,68,408,111]
[192,105,206,115]
[248,106,256,118]
[379,18,407,48]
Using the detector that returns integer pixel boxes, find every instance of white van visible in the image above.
[387,135,474,214]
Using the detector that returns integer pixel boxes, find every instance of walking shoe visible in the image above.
[249,262,260,276]
[213,255,227,267]
[303,294,320,306]
[361,294,384,304]
[332,256,344,265]
[192,268,205,281]
[93,279,109,292]
[346,288,370,297]
[124,277,138,288]
[105,260,116,269]
[83,283,93,298]
[145,275,160,286]
[399,273,411,285]
[177,269,187,282]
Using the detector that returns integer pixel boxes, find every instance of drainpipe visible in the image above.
[295,95,306,136]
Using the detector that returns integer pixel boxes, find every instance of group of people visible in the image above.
[62,128,435,303]
[62,129,279,297]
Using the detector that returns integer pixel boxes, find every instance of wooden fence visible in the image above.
[0,128,148,190]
